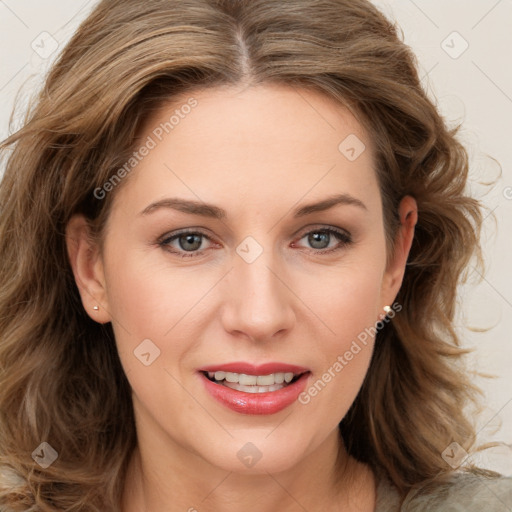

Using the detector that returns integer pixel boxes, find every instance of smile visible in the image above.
[203,371,304,393]
[198,367,311,415]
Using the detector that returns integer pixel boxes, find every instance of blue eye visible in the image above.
[159,230,213,258]
[158,227,352,259]
[295,228,352,253]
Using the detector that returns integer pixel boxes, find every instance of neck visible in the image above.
[121,426,375,512]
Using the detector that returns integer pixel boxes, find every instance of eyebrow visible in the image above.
[140,193,367,219]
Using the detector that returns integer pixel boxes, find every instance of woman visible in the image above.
[0,0,510,510]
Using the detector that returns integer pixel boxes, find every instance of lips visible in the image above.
[197,362,310,375]
[197,361,311,415]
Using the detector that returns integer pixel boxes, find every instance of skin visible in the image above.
[66,83,417,511]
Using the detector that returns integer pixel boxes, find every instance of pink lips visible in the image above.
[197,361,311,415]
[197,361,309,375]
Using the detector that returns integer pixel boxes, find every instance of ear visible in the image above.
[380,195,417,312]
[65,214,111,323]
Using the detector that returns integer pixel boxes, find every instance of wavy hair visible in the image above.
[0,0,491,509]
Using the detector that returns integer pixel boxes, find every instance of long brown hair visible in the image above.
[0,0,491,509]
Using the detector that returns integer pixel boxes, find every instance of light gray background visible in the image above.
[1,0,511,474]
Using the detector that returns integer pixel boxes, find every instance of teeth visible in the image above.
[225,372,238,383]
[207,371,298,385]
[240,374,257,385]
[274,373,285,384]
[222,381,285,393]
[214,371,226,381]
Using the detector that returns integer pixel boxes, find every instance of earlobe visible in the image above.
[65,215,111,323]
[380,195,418,309]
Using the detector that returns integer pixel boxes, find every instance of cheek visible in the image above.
[306,260,385,343]
[100,250,192,373]
[296,262,384,413]
[103,250,205,334]
[102,255,206,418]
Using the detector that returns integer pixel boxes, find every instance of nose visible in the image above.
[220,245,296,343]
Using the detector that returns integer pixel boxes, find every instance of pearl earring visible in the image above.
[93,306,99,311]
[383,305,392,314]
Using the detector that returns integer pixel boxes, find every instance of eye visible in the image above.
[293,227,353,254]
[158,226,353,259]
[158,229,215,259]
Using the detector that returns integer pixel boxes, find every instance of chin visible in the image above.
[192,430,315,475]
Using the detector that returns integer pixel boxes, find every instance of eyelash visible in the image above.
[158,226,353,259]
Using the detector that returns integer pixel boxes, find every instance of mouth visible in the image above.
[197,362,312,414]
[201,370,307,394]
[198,369,311,415]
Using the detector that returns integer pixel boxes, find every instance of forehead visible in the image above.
[141,83,369,161]
[111,83,381,219]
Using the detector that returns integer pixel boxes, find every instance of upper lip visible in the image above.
[198,362,310,375]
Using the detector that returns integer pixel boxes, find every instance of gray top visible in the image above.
[375,471,512,511]
[1,466,511,510]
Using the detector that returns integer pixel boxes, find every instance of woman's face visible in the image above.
[68,83,415,475]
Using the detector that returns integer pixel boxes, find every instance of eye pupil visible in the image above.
[179,234,202,251]
[309,232,330,249]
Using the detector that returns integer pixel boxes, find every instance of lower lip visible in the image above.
[199,372,311,415]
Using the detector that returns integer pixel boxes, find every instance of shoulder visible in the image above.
[402,472,512,512]
[375,471,512,512]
